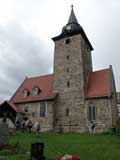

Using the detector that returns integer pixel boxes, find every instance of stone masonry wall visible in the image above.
[110,67,118,125]
[17,100,54,131]
[53,34,92,132]
[86,98,113,133]
[81,38,93,89]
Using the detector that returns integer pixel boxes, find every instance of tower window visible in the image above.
[65,108,69,117]
[67,68,69,73]
[67,81,70,87]
[65,39,70,44]
[67,55,69,60]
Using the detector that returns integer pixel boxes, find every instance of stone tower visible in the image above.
[52,6,93,132]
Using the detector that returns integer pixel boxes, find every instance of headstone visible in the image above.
[0,123,9,146]
[31,142,45,160]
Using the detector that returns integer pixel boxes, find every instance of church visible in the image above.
[0,7,118,133]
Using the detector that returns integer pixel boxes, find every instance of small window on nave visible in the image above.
[23,105,29,112]
[117,104,120,113]
[32,112,35,117]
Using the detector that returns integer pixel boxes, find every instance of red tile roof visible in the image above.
[10,74,57,103]
[85,68,111,98]
[7,101,23,113]
[0,101,23,113]
[10,68,112,103]
[117,92,120,103]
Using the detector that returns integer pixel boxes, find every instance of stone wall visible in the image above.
[17,100,54,131]
[110,66,118,125]
[86,98,113,133]
[81,36,93,89]
[54,96,114,133]
[53,34,92,132]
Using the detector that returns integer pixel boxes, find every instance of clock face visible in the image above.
[66,25,71,30]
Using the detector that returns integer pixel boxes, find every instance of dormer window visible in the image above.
[23,89,29,97]
[32,86,40,96]
[24,105,29,112]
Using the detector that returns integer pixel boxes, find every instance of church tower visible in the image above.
[52,6,93,132]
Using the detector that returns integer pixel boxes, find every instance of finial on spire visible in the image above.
[71,5,74,9]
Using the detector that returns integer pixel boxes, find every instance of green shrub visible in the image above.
[116,118,120,135]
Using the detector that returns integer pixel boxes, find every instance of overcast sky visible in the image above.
[0,0,120,102]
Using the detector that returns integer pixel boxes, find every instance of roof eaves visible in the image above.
[13,94,58,104]
[85,95,110,99]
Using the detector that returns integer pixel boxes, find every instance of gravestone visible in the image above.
[0,123,9,146]
[31,142,45,160]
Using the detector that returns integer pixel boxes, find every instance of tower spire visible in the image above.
[68,5,78,24]
[52,5,93,51]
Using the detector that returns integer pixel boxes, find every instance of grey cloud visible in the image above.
[0,23,53,102]
[81,0,120,91]
[1,0,120,103]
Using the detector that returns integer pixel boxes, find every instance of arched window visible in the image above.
[23,105,29,112]
[67,55,69,60]
[32,87,40,96]
[88,104,96,122]
[67,81,70,87]
[67,68,69,73]
[23,89,29,97]
[65,108,69,117]
[118,104,120,112]
[38,101,46,117]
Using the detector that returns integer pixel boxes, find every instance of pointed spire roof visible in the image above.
[61,5,81,34]
[68,5,78,24]
[52,6,93,51]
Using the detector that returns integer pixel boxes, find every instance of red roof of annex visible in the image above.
[85,68,111,98]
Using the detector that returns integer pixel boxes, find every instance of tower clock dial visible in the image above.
[66,25,71,30]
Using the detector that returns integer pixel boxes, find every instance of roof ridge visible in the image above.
[27,73,53,80]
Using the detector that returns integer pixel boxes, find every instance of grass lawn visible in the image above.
[0,131,120,160]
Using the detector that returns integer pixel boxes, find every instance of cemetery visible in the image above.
[0,129,120,160]
[0,3,120,160]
